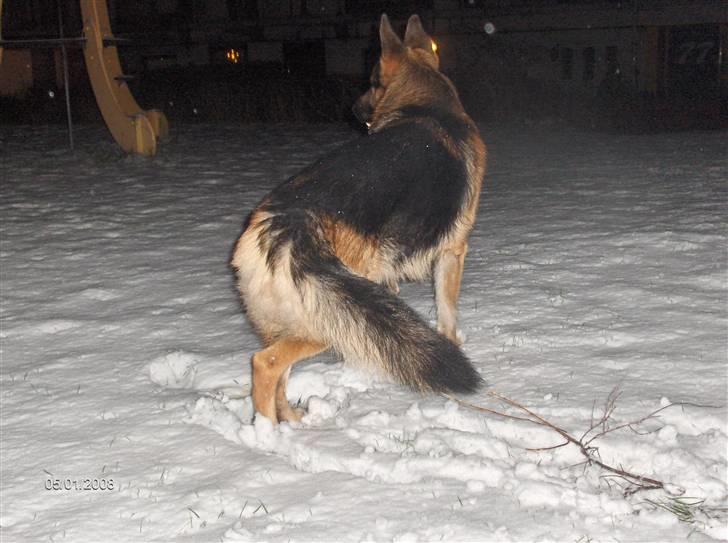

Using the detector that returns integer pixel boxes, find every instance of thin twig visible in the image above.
[444,389,721,497]
[525,440,569,452]
[440,393,535,424]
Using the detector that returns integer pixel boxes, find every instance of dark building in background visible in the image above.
[1,0,726,125]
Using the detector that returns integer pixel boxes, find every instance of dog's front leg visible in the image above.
[434,244,467,345]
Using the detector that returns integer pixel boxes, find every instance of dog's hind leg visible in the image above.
[251,338,326,423]
[275,367,304,422]
[434,244,468,345]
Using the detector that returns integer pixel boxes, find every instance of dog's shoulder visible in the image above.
[261,111,474,249]
[273,116,467,203]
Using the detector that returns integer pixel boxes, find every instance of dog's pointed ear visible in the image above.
[404,14,432,51]
[379,13,403,70]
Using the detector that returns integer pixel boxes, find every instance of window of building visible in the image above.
[227,0,258,20]
[583,47,595,82]
[606,46,619,75]
[561,47,573,80]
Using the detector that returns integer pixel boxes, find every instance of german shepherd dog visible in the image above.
[231,14,486,423]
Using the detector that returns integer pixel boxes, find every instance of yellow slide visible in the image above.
[80,0,168,156]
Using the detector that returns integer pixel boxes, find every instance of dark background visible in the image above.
[1,0,726,132]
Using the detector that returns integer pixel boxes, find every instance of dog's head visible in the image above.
[353,14,447,130]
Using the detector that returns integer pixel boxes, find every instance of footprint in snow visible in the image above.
[148,350,198,389]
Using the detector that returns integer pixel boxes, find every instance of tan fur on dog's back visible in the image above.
[320,218,390,281]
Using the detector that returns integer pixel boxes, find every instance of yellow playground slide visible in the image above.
[80,0,168,156]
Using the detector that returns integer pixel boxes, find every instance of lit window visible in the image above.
[226,49,241,64]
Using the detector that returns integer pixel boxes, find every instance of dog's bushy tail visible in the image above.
[289,223,482,394]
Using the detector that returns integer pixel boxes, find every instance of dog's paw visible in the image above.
[277,404,306,423]
[436,323,464,346]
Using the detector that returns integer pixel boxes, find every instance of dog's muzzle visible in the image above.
[352,97,374,128]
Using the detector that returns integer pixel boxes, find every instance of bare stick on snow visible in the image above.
[443,388,718,497]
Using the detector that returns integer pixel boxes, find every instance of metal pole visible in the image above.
[1,0,5,65]
[57,0,75,151]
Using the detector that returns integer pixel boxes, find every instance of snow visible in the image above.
[1,122,726,542]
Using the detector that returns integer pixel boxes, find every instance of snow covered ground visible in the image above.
[1,122,726,542]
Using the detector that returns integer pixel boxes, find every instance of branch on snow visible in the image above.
[442,387,718,497]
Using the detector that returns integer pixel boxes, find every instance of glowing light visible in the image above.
[431,40,438,53]
[226,48,240,64]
